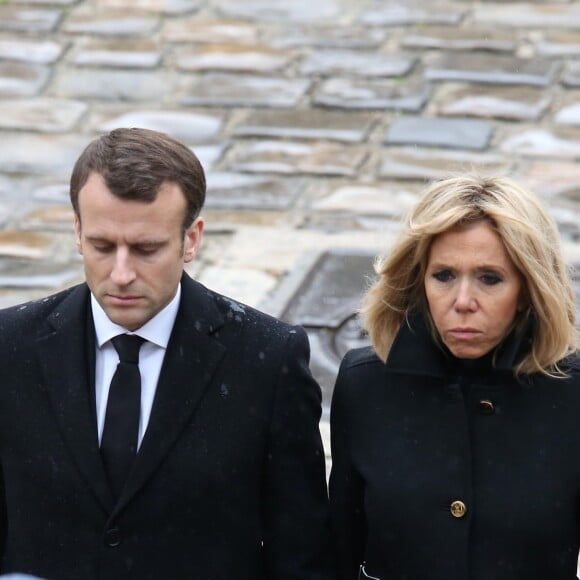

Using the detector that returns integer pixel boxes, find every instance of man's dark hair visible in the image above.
[70,127,206,233]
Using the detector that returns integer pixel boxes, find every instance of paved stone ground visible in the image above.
[1,0,580,469]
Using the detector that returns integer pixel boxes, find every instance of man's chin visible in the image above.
[105,307,146,332]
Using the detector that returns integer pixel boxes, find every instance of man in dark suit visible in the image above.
[0,128,334,580]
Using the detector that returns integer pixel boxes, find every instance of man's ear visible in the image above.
[74,214,83,255]
[184,217,204,263]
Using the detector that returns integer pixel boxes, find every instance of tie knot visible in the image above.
[112,334,145,364]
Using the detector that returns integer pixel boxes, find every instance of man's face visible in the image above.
[74,172,203,331]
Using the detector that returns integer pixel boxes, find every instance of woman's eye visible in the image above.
[481,273,502,285]
[432,270,453,283]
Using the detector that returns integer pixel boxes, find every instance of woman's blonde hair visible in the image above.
[361,174,578,376]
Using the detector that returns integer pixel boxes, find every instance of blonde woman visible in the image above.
[329,175,579,580]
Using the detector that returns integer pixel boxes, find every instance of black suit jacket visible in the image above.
[0,273,333,580]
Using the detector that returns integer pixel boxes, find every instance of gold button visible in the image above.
[478,400,495,415]
[450,500,467,518]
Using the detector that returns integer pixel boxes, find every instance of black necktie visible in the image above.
[101,334,145,499]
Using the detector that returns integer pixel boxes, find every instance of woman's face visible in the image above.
[424,220,523,359]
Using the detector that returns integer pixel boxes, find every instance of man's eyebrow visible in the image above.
[84,235,112,244]
[132,239,168,247]
[83,236,168,248]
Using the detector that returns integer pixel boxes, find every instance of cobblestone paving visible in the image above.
[1,0,580,463]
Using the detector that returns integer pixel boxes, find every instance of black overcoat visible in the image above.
[329,313,580,580]
[0,273,334,580]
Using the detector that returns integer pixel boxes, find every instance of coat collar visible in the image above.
[35,273,227,516]
[35,283,114,512]
[386,311,533,378]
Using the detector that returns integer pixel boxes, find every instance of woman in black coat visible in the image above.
[329,175,579,580]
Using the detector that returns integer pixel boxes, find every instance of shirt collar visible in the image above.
[91,284,181,349]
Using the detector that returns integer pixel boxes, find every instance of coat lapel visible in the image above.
[36,284,114,514]
[117,275,226,511]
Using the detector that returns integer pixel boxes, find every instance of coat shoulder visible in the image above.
[341,346,384,371]
[0,285,81,330]
[560,352,580,381]
[334,347,386,398]
[562,352,580,371]
[203,285,306,352]
[183,275,298,338]
[213,291,294,331]
[332,347,385,423]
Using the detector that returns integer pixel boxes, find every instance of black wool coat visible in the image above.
[0,273,334,580]
[329,313,580,580]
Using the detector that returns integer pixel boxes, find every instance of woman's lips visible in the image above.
[448,328,482,340]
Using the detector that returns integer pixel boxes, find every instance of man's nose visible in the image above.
[110,250,136,286]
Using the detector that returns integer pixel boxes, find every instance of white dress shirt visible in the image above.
[91,285,181,449]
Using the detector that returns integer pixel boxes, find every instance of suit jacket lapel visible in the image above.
[117,275,226,511]
[36,284,114,514]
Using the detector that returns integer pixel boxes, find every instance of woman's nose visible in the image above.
[454,279,477,311]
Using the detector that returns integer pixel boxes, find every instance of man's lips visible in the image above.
[107,294,142,305]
